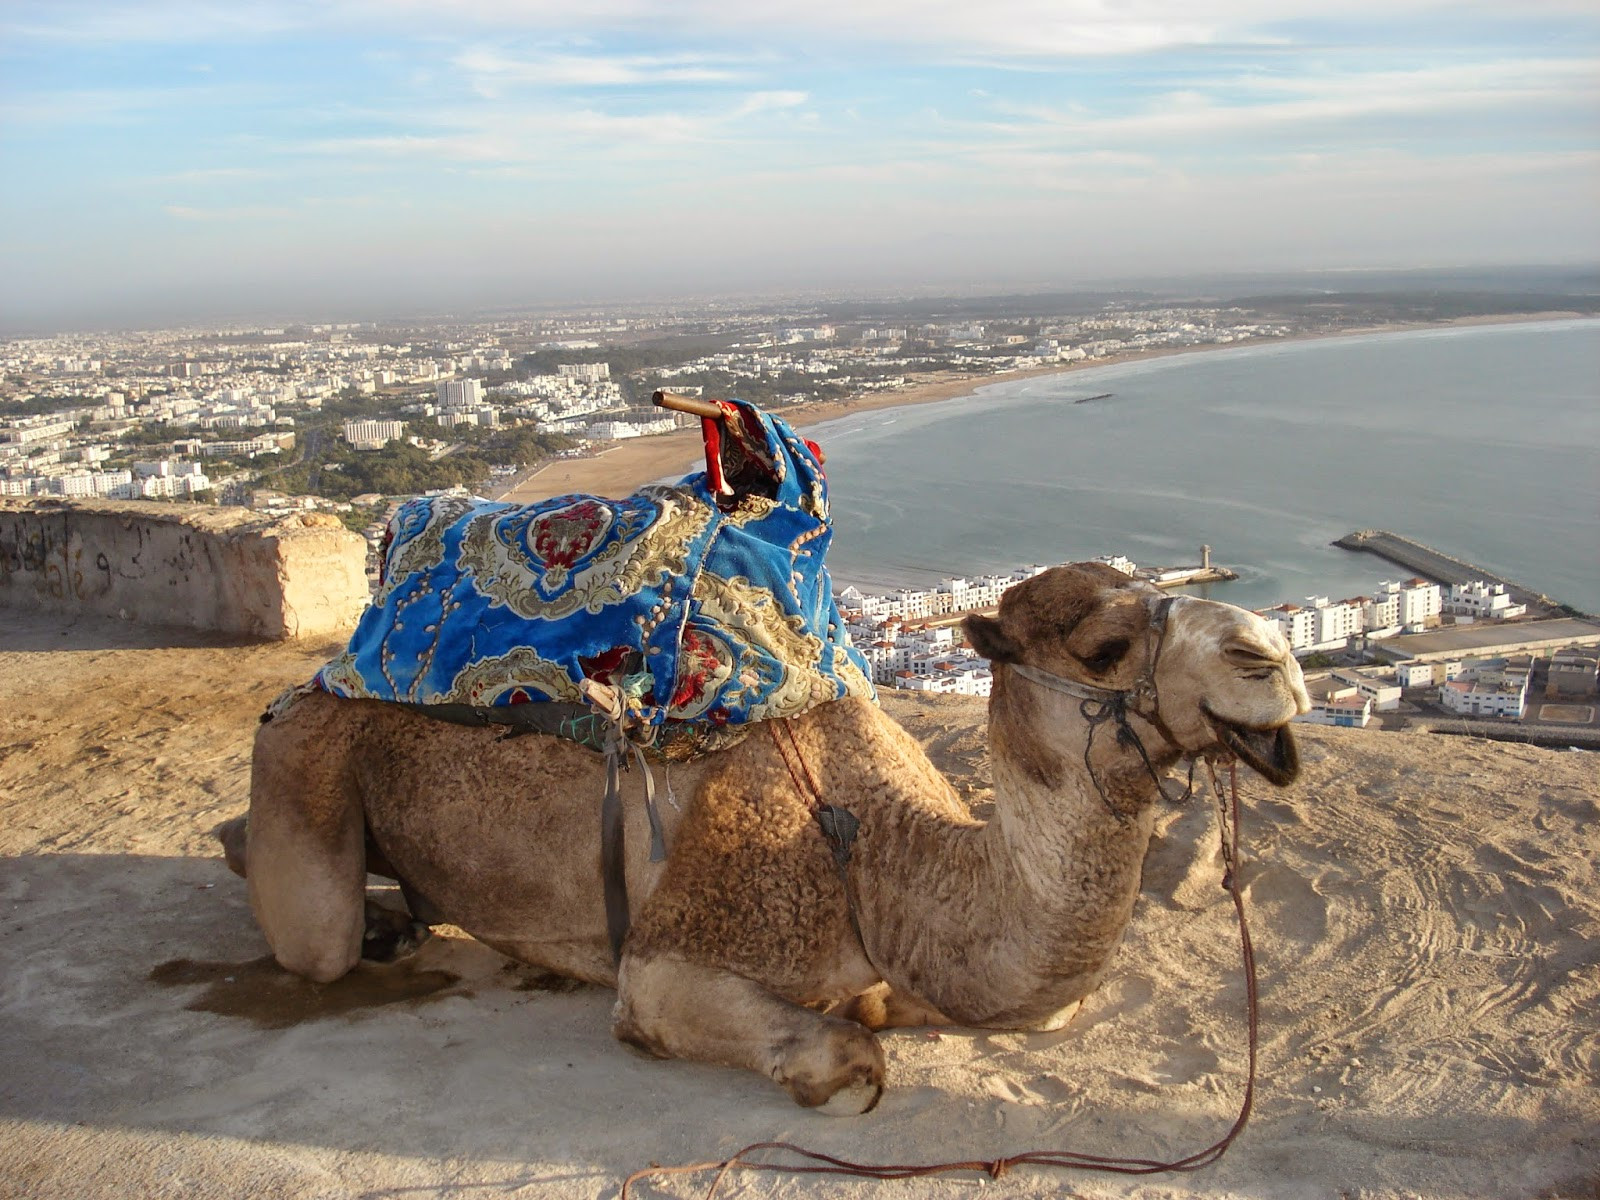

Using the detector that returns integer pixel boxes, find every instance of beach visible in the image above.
[500,312,1588,505]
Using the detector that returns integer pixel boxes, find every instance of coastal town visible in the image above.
[1,299,1304,514]
[5,295,1597,745]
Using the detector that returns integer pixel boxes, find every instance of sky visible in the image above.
[2,1,1597,331]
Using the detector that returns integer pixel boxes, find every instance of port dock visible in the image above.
[1134,543,1238,590]
[1138,565,1239,589]
[1334,529,1575,614]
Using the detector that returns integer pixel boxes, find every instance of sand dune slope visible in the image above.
[1,611,1595,1199]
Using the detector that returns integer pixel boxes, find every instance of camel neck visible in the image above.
[843,681,1176,1029]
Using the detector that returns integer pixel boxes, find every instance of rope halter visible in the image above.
[1006,594,1194,813]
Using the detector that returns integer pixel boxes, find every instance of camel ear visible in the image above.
[963,613,1021,664]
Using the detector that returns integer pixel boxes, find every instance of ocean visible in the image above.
[811,319,1600,615]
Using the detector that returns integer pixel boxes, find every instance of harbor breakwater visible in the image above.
[1335,529,1585,616]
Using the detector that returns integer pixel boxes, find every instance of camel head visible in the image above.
[964,562,1310,787]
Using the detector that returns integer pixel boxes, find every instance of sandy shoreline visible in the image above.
[501,311,1589,505]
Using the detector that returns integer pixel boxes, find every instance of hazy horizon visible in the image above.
[3,1,1597,333]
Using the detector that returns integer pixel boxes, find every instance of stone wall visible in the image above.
[0,498,369,639]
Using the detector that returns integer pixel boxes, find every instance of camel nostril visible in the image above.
[1223,642,1281,669]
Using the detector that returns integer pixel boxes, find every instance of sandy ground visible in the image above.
[1,607,1596,1199]
[502,313,1593,505]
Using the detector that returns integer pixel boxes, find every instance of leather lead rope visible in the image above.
[621,761,1259,1199]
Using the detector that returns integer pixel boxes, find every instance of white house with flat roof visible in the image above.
[1330,669,1402,712]
[1444,581,1527,621]
[1297,687,1373,728]
[1375,578,1442,631]
[1093,554,1136,575]
[1397,660,1463,688]
[1441,677,1527,719]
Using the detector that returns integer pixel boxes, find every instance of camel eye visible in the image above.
[1080,639,1129,673]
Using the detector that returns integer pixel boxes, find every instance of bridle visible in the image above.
[1008,593,1198,814]
[1009,591,1180,720]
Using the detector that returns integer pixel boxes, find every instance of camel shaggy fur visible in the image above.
[220,562,1309,1113]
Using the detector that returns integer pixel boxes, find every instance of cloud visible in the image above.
[0,87,200,127]
[287,88,811,171]
[450,48,748,88]
[731,90,809,117]
[359,0,1594,63]
[2,1,318,43]
[6,0,1579,57]
[156,166,275,183]
[163,203,294,221]
[296,106,710,166]
[981,55,1600,147]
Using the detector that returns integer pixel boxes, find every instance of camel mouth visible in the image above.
[1203,709,1300,787]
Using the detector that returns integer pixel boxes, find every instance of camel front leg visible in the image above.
[613,955,886,1114]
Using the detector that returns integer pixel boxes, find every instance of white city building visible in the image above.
[898,662,993,697]
[860,639,913,684]
[49,468,136,499]
[1296,687,1373,728]
[343,419,405,450]
[1397,660,1463,689]
[1310,597,1367,646]
[1440,676,1527,719]
[1330,669,1402,712]
[1363,589,1402,636]
[1266,604,1317,651]
[933,575,1011,614]
[1443,581,1526,621]
[1267,595,1366,653]
[137,471,210,497]
[438,378,485,409]
[1,417,76,446]
[1378,578,1443,631]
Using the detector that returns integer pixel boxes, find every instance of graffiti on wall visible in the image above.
[0,514,206,605]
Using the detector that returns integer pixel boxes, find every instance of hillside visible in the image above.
[1,609,1595,1199]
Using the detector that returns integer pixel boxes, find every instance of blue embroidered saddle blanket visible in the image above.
[315,401,875,737]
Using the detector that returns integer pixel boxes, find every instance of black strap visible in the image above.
[601,732,631,963]
[402,700,613,750]
[816,803,868,951]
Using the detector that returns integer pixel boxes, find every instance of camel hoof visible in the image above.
[215,816,248,878]
[816,1077,884,1117]
[776,1023,886,1113]
[1031,999,1084,1032]
[361,900,432,963]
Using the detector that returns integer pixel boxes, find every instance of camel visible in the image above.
[219,561,1309,1113]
